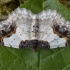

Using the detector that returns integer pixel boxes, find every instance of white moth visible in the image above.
[0,7,70,52]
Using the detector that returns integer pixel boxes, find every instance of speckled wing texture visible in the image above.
[37,10,67,49]
[0,7,70,51]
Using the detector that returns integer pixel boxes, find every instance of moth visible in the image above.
[0,7,70,52]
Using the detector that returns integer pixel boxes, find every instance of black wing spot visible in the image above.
[19,40,50,52]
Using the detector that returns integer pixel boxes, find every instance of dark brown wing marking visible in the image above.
[19,40,50,52]
[0,23,17,45]
[52,23,70,46]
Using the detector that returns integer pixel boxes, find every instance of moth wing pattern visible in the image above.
[0,8,36,48]
[37,9,68,48]
[0,7,70,51]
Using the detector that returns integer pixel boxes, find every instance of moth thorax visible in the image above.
[31,19,38,40]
